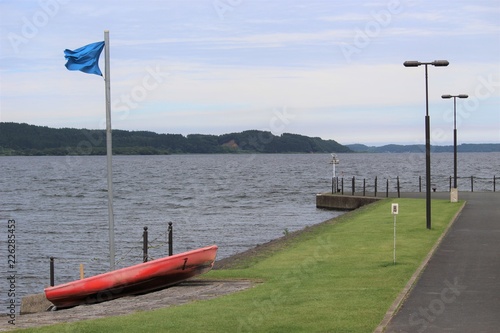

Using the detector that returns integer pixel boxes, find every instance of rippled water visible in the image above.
[0,152,498,311]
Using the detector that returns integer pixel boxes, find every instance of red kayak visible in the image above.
[44,245,218,309]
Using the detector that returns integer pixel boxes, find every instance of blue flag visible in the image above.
[64,41,105,76]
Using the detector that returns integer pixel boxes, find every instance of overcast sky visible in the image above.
[1,0,499,146]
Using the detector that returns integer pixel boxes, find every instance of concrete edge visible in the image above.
[20,293,53,315]
[316,192,382,210]
[373,200,467,333]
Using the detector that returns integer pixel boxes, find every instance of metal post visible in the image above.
[143,226,148,263]
[332,177,334,194]
[50,257,54,287]
[449,176,452,191]
[393,214,397,265]
[374,176,378,197]
[386,178,389,198]
[363,179,366,196]
[424,64,432,230]
[104,30,116,271]
[168,222,173,256]
[494,175,496,192]
[397,176,400,198]
[442,94,467,192]
[351,176,355,195]
[419,176,422,192]
[453,111,458,189]
[471,176,474,192]
[341,178,344,195]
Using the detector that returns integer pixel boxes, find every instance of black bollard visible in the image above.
[494,175,496,192]
[143,226,148,263]
[351,176,355,196]
[341,178,344,195]
[397,176,400,198]
[386,178,389,197]
[374,176,378,197]
[449,176,452,191]
[50,257,54,287]
[419,176,422,192]
[471,176,474,192]
[168,222,173,256]
[363,178,366,196]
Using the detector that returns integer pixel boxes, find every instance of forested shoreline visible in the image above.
[1,122,498,156]
[0,122,351,155]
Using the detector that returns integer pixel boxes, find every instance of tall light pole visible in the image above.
[404,60,449,229]
[441,94,468,201]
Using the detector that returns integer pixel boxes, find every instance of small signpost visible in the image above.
[391,203,399,264]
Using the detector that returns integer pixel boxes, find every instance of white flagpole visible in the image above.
[104,30,115,271]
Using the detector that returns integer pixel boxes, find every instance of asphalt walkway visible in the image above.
[383,191,500,332]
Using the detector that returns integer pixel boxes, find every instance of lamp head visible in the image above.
[441,94,452,99]
[404,61,421,67]
[432,60,449,67]
[458,94,468,98]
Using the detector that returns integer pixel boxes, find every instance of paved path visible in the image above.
[384,192,500,332]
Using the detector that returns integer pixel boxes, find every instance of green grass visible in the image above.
[17,198,463,333]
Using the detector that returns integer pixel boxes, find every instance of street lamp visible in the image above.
[441,94,468,201]
[404,60,449,229]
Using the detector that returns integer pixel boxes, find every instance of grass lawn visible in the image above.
[16,198,464,333]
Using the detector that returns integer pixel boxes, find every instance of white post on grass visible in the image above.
[104,30,115,271]
[391,203,399,265]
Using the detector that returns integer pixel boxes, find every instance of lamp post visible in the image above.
[404,60,449,229]
[441,94,468,201]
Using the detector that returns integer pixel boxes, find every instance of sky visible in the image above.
[0,0,499,146]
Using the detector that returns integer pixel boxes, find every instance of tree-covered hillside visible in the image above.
[0,123,352,156]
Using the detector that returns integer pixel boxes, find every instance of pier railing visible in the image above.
[331,175,497,197]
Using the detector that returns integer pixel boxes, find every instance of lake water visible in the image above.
[1,152,498,312]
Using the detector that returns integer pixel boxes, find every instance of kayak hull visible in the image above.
[44,245,218,309]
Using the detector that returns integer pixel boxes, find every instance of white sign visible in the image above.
[391,203,399,215]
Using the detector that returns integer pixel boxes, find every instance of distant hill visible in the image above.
[347,143,500,153]
[0,122,352,156]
